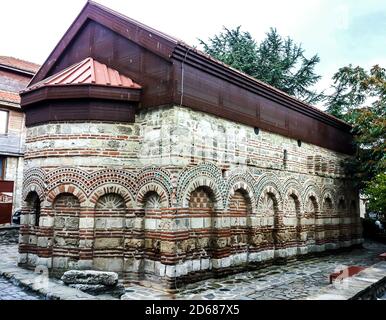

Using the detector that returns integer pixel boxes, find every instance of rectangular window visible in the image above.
[0,110,8,134]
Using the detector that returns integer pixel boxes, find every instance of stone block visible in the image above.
[191,217,203,229]
[62,270,118,286]
[192,259,201,272]
[79,218,94,229]
[94,237,122,249]
[201,258,210,270]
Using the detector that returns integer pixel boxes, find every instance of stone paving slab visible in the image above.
[122,241,386,300]
[1,228,386,300]
[0,276,41,300]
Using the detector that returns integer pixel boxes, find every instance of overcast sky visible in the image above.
[1,0,385,105]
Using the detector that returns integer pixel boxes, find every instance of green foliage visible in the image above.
[364,173,386,213]
[199,26,259,77]
[327,65,386,212]
[326,65,385,119]
[199,27,324,104]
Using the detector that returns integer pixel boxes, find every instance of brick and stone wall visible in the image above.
[19,105,363,288]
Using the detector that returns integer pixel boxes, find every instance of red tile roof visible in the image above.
[0,56,40,74]
[24,57,141,92]
[0,90,20,104]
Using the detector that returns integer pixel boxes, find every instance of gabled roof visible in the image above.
[29,1,348,129]
[0,56,40,75]
[23,0,354,154]
[23,57,141,93]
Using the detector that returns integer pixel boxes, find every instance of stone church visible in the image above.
[18,1,362,288]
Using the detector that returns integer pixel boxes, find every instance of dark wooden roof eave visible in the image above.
[20,84,141,108]
[172,45,351,132]
[28,0,352,133]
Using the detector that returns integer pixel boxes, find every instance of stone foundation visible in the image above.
[18,105,363,288]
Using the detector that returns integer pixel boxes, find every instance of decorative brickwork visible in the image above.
[19,106,363,288]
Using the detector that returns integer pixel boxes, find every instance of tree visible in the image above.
[199,27,324,104]
[364,173,386,214]
[327,65,386,213]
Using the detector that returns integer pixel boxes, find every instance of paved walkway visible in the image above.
[121,241,386,300]
[1,228,386,300]
[0,276,42,300]
[0,228,43,300]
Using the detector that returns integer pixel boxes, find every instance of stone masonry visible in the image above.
[19,105,362,289]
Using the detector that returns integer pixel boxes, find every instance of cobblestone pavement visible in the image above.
[0,228,43,300]
[0,229,19,245]
[1,228,386,300]
[0,276,42,300]
[122,241,386,300]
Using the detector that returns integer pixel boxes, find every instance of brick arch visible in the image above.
[136,166,173,204]
[226,180,256,213]
[284,188,302,216]
[321,187,336,210]
[181,176,224,209]
[304,194,319,214]
[322,192,335,215]
[45,167,89,197]
[302,181,321,212]
[23,190,42,227]
[254,173,283,207]
[177,162,224,207]
[257,185,282,215]
[52,192,81,208]
[23,168,46,202]
[89,184,134,209]
[336,195,348,219]
[281,178,302,198]
[89,168,137,194]
[47,184,87,207]
[282,177,301,196]
[23,183,45,203]
[136,182,170,208]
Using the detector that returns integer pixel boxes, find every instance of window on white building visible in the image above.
[0,110,8,134]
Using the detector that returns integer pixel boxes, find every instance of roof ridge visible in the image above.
[87,0,181,45]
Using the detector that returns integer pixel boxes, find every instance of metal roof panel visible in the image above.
[22,57,141,93]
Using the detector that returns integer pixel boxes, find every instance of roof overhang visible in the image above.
[27,1,349,131]
[23,0,354,154]
[20,84,141,108]
[20,57,142,108]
